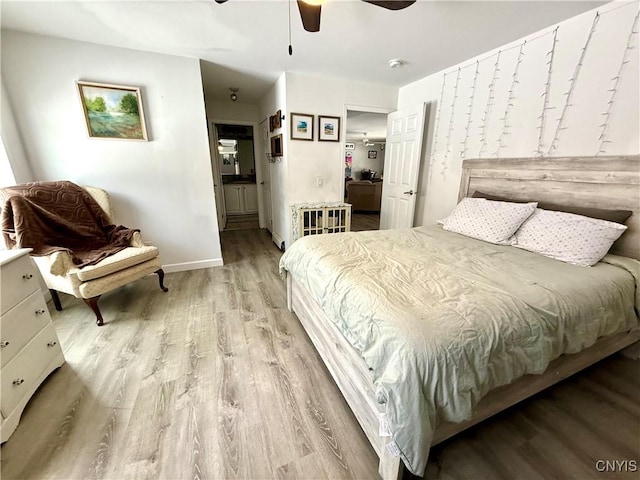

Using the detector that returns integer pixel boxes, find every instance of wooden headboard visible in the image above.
[458,156,640,260]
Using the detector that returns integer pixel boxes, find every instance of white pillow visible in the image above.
[441,197,537,245]
[513,209,627,266]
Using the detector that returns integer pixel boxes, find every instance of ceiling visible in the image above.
[346,110,388,142]
[1,1,605,105]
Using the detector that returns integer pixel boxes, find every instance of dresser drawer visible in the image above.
[1,254,40,315]
[1,323,62,417]
[1,291,52,368]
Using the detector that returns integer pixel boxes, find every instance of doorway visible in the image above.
[344,109,388,232]
[210,122,264,231]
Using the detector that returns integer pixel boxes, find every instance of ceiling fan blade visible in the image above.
[361,0,416,10]
[297,1,321,32]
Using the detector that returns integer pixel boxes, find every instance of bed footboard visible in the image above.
[288,274,404,480]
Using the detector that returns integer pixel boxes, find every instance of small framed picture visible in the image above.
[290,113,314,141]
[345,142,355,150]
[318,115,340,142]
[271,134,283,157]
[368,150,377,159]
[274,110,282,129]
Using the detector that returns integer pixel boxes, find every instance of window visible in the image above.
[0,139,16,187]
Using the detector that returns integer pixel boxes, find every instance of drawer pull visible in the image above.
[12,378,24,386]
[47,341,58,348]
[0,340,9,348]
[35,309,47,315]
[22,273,34,280]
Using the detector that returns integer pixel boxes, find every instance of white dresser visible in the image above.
[1,248,65,442]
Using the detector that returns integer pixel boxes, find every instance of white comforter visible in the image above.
[279,226,639,475]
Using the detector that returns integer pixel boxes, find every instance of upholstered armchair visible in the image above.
[3,185,167,326]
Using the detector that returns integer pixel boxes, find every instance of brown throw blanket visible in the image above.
[1,181,138,268]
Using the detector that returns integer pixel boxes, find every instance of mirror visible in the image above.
[216,124,255,177]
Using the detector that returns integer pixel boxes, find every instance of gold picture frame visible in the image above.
[77,81,148,141]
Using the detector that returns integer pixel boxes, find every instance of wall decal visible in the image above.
[598,10,639,156]
[478,51,501,157]
[536,27,559,156]
[549,13,600,156]
[428,72,448,184]
[461,61,481,159]
[495,42,526,157]
[441,67,461,176]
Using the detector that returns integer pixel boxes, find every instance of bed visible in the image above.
[279,156,640,479]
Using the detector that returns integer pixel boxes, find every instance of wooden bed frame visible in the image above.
[285,156,640,479]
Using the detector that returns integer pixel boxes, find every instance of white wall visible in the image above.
[285,72,397,245]
[349,142,385,180]
[398,2,639,226]
[1,31,222,271]
[258,72,287,247]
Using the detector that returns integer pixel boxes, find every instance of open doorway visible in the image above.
[212,123,260,231]
[344,109,388,232]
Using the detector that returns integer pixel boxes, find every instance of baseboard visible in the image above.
[272,231,285,251]
[162,258,224,273]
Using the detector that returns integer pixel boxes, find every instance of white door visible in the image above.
[379,104,427,230]
[243,184,259,213]
[210,123,227,230]
[260,121,273,231]
[224,185,243,214]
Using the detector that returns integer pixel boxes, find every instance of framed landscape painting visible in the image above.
[290,113,314,141]
[318,115,340,142]
[77,81,148,141]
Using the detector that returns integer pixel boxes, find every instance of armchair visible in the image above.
[2,184,167,326]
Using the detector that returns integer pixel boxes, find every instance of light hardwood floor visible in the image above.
[1,228,638,480]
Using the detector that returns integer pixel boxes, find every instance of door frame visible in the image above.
[258,117,273,232]
[341,104,394,204]
[210,118,265,229]
[208,120,227,230]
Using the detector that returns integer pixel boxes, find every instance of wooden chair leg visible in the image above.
[49,289,63,311]
[83,296,104,326]
[155,268,169,292]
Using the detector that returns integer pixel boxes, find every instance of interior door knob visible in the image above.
[403,190,414,195]
[260,181,265,185]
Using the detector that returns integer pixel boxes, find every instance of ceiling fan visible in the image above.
[214,0,416,33]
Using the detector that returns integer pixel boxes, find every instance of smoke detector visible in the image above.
[388,58,405,69]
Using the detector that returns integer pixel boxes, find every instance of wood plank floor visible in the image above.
[351,213,380,232]
[1,228,638,480]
